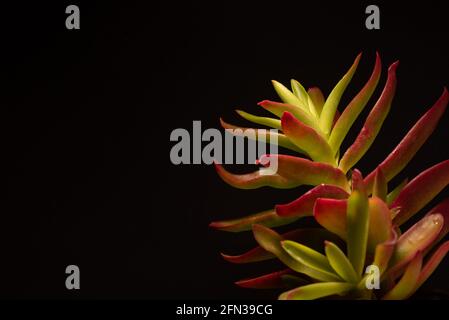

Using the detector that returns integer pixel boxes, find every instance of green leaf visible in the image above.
[328,53,382,154]
[338,61,398,173]
[271,80,309,112]
[279,282,355,300]
[214,155,349,190]
[258,100,319,131]
[319,53,361,136]
[386,178,408,206]
[324,241,359,283]
[291,79,319,117]
[235,110,281,129]
[252,224,344,282]
[219,118,304,153]
[307,87,326,116]
[281,112,335,165]
[290,79,309,106]
[221,228,343,264]
[364,87,449,191]
[347,170,369,276]
[281,240,340,280]
[392,160,449,226]
[209,209,298,232]
[382,252,423,300]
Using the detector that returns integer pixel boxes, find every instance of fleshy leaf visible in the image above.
[382,252,423,300]
[329,52,382,154]
[386,178,408,206]
[425,198,449,245]
[372,168,387,201]
[364,87,449,190]
[290,79,309,106]
[276,184,349,218]
[214,155,349,190]
[221,246,274,264]
[220,118,303,153]
[347,170,369,276]
[314,198,347,239]
[235,269,300,289]
[373,229,398,275]
[258,100,319,130]
[319,53,362,136]
[252,224,343,282]
[389,214,443,272]
[339,61,398,173]
[392,160,449,226]
[279,282,355,300]
[209,209,298,232]
[235,110,282,129]
[221,228,344,264]
[367,197,392,252]
[415,241,449,292]
[281,240,340,280]
[271,80,308,112]
[281,112,335,165]
[307,87,325,116]
[325,241,359,283]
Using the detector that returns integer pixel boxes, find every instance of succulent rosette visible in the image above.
[211,52,449,299]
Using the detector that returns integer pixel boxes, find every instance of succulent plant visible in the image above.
[211,53,449,299]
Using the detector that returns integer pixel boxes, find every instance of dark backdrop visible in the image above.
[2,1,449,299]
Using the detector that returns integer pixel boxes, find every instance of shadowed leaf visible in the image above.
[308,87,326,115]
[382,252,422,300]
[386,178,408,206]
[415,241,449,292]
[209,209,298,232]
[235,269,302,289]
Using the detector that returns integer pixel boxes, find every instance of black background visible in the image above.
[2,1,449,299]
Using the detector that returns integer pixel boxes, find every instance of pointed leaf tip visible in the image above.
[364,87,449,190]
[339,62,397,173]
[329,52,382,153]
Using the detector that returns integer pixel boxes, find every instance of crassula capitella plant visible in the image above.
[210,52,449,299]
